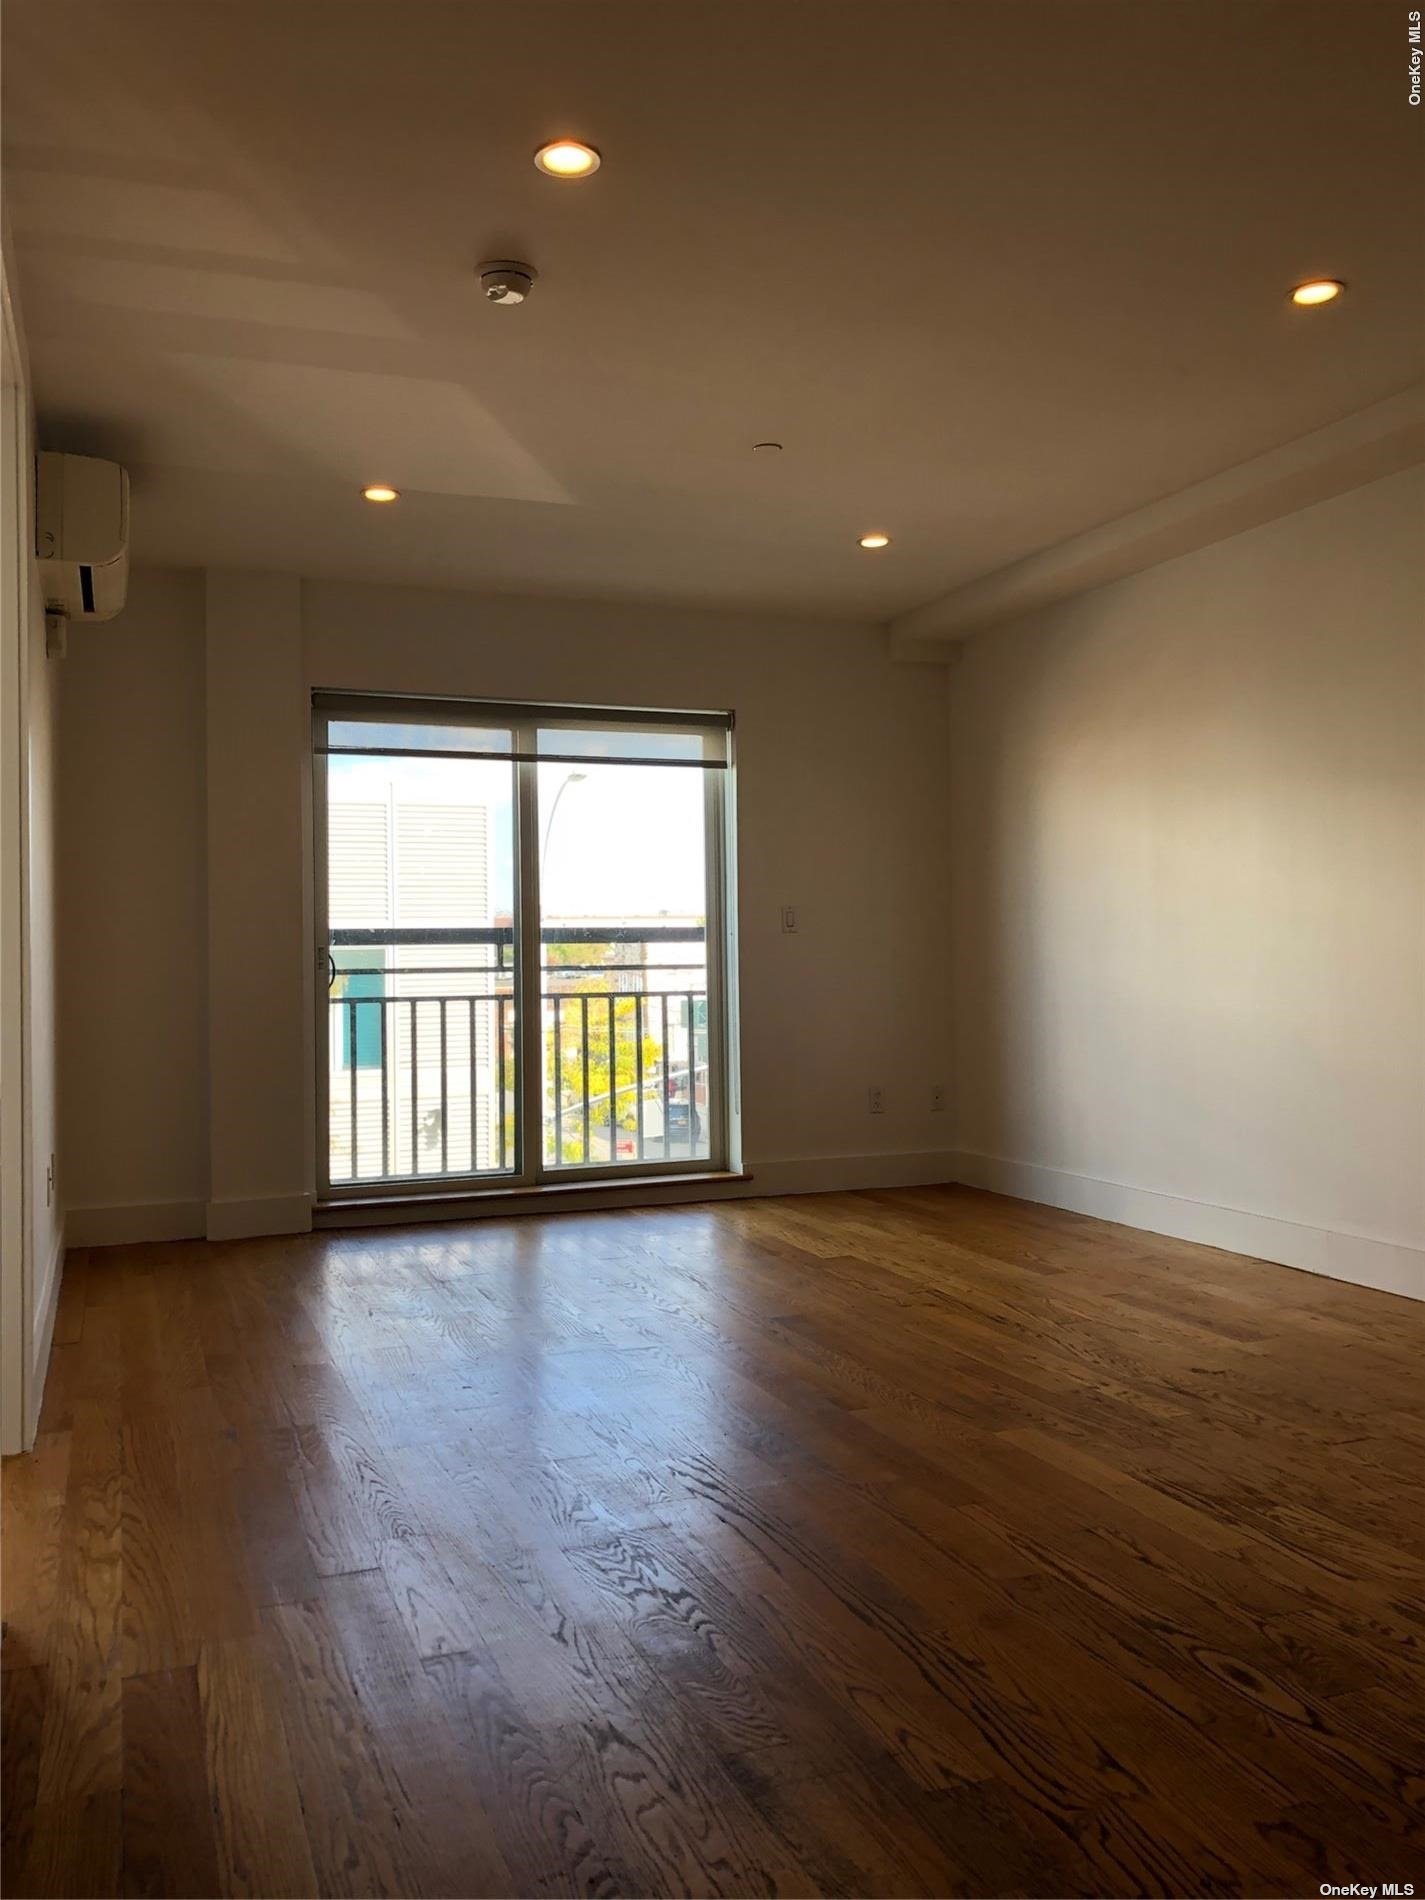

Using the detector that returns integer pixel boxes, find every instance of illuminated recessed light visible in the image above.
[858,531,891,549]
[534,140,601,178]
[1290,278,1346,307]
[362,484,399,503]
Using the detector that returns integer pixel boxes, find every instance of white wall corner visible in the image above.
[205,569,309,1226]
[885,631,966,668]
[890,387,1425,655]
[951,1152,1424,1304]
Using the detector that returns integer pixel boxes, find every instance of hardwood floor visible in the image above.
[3,1185,1422,1899]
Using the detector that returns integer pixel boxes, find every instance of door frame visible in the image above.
[523,750,731,1185]
[0,263,31,1452]
[311,693,733,1204]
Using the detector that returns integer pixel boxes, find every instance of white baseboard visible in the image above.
[56,1156,1417,1304]
[750,1150,962,1196]
[70,1164,961,1248]
[66,1200,206,1247]
[205,1193,313,1242]
[314,1155,964,1231]
[951,1150,1424,1303]
[66,1195,316,1246]
[26,1215,65,1445]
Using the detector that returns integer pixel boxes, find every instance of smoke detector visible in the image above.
[478,260,537,304]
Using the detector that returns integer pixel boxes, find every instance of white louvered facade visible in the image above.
[327,790,507,1183]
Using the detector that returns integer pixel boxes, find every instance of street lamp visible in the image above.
[540,769,589,1161]
[540,769,588,877]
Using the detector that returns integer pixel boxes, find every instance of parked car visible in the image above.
[618,1086,702,1158]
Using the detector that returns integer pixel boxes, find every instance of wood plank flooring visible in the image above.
[3,1185,1423,1898]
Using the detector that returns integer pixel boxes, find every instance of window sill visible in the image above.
[313,1170,754,1229]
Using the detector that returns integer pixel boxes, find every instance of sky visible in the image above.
[327,753,708,920]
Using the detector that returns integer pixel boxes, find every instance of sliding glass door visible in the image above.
[316,706,519,1190]
[314,694,730,1200]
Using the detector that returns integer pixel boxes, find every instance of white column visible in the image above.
[204,570,312,1239]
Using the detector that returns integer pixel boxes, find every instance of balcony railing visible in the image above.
[326,926,709,1186]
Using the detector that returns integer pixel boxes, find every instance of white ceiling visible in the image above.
[4,0,1421,620]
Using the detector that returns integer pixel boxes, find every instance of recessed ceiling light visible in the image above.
[752,441,783,454]
[858,532,891,549]
[534,140,601,178]
[362,484,399,503]
[1290,278,1346,306]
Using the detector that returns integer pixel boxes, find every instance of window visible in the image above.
[313,693,733,1197]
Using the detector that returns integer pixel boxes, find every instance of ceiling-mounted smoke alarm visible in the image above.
[478,260,537,304]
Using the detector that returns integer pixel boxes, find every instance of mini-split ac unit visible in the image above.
[35,450,129,623]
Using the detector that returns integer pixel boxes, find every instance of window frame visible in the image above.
[312,691,734,1202]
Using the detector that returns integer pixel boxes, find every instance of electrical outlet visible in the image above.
[781,905,798,933]
[868,1085,885,1115]
[930,1084,948,1113]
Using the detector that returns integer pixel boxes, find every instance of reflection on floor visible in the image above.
[3,1185,1422,1897]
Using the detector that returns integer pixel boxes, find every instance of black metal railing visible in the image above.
[326,927,708,1185]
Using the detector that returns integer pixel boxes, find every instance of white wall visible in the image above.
[1,231,64,1450]
[949,465,1425,1299]
[60,572,955,1241]
[58,567,208,1233]
[57,473,1422,1301]
[304,579,955,1185]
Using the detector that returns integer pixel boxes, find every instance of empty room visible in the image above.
[1,3,1422,1897]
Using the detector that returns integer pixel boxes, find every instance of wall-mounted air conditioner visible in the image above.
[35,450,129,623]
